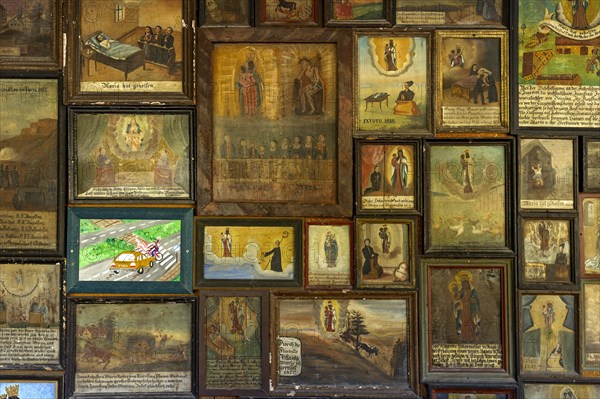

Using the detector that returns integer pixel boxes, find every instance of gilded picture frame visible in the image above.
[355,139,421,214]
[434,30,509,134]
[199,290,269,396]
[0,74,65,258]
[69,107,195,203]
[518,214,578,289]
[0,262,64,371]
[395,0,506,26]
[324,0,394,27]
[521,383,600,399]
[518,292,579,379]
[513,0,600,133]
[271,291,419,397]
[354,30,432,136]
[66,206,194,294]
[421,259,514,383]
[518,136,577,212]
[580,194,600,279]
[197,28,353,217]
[355,217,417,289]
[304,218,354,290]
[66,296,197,399]
[194,217,303,288]
[424,139,514,256]
[255,0,322,26]
[0,377,62,399]
[0,0,61,70]
[65,0,195,104]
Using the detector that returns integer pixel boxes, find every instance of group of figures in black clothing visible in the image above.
[138,25,176,67]
[219,133,329,160]
[0,164,20,190]
[468,63,498,105]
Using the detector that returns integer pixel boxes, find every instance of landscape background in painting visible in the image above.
[396,0,503,25]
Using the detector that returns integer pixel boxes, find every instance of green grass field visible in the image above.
[134,221,181,242]
[79,238,134,269]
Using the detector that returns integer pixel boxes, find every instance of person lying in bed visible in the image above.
[96,33,116,50]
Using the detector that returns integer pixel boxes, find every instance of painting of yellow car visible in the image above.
[110,251,155,274]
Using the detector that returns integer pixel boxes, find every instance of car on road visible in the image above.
[110,251,156,274]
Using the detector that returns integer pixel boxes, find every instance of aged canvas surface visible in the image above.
[582,197,600,276]
[306,224,352,287]
[212,43,337,204]
[331,0,384,21]
[74,302,192,394]
[75,113,191,199]
[356,34,429,133]
[0,263,61,367]
[428,144,506,251]
[523,384,600,399]
[428,266,504,370]
[204,0,249,25]
[260,0,316,23]
[360,143,416,210]
[0,79,58,252]
[205,295,262,389]
[517,0,600,129]
[396,0,503,25]
[520,294,576,374]
[519,138,574,210]
[583,282,600,374]
[522,218,572,283]
[78,0,183,93]
[276,297,412,391]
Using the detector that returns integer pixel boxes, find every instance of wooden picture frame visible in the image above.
[518,136,577,212]
[583,137,600,192]
[65,0,195,104]
[197,28,353,217]
[200,0,253,26]
[355,217,416,289]
[421,259,514,383]
[0,262,64,371]
[255,0,321,26]
[66,296,197,399]
[518,214,578,289]
[582,280,600,377]
[356,139,421,214]
[0,376,63,399]
[513,0,600,133]
[304,218,353,290]
[394,0,505,26]
[324,0,393,26]
[0,0,61,70]
[424,139,513,256]
[521,383,600,399]
[194,217,303,288]
[434,29,509,134]
[354,30,432,136]
[66,206,194,294]
[69,108,195,203]
[0,74,65,258]
[429,387,515,399]
[199,291,269,396]
[518,292,578,379]
[580,194,600,279]
[271,291,418,397]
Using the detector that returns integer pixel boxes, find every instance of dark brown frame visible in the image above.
[66,296,198,399]
[0,73,65,258]
[518,291,579,380]
[270,290,419,397]
[304,218,354,290]
[65,0,196,104]
[198,290,269,396]
[0,0,61,70]
[355,139,422,215]
[583,137,600,193]
[255,0,322,26]
[324,0,394,27]
[420,258,514,384]
[518,214,578,290]
[580,194,600,279]
[200,0,253,26]
[197,28,353,217]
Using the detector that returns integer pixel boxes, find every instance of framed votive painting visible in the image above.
[354,31,431,135]
[255,0,321,26]
[435,30,509,133]
[202,0,252,26]
[70,109,194,203]
[582,280,600,377]
[325,0,393,26]
[580,194,600,278]
[66,206,194,294]
[395,0,504,26]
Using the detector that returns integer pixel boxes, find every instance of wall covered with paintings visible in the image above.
[1,1,599,398]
